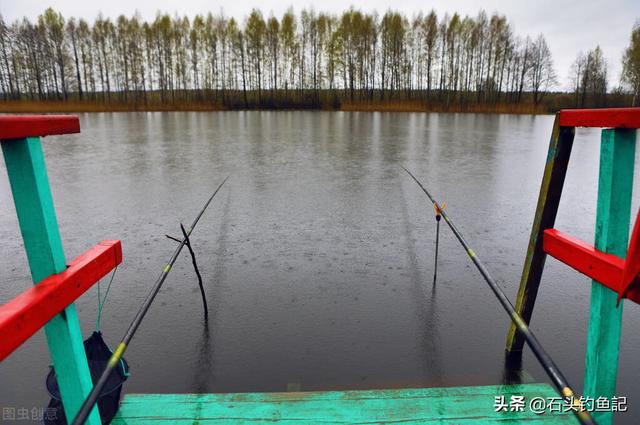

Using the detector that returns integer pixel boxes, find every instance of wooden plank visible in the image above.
[544,228,640,304]
[584,128,636,425]
[506,115,575,356]
[543,229,626,293]
[618,209,640,303]
[0,240,122,361]
[559,108,640,128]
[113,384,578,424]
[0,115,80,140]
[1,136,101,425]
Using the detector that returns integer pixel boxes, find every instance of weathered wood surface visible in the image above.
[0,240,122,361]
[113,384,577,424]
[543,229,627,296]
[618,210,640,303]
[0,115,80,140]
[1,136,101,424]
[559,108,640,128]
[506,115,575,355]
[584,128,636,425]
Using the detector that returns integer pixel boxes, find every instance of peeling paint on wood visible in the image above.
[113,384,577,424]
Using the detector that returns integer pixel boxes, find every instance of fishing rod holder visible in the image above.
[166,223,209,319]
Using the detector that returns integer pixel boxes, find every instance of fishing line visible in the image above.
[95,266,117,331]
[402,166,596,425]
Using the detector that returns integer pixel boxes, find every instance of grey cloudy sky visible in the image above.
[2,0,638,90]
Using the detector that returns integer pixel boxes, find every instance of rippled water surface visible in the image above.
[1,112,639,423]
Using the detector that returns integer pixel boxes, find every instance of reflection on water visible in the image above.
[194,321,214,393]
[0,111,638,424]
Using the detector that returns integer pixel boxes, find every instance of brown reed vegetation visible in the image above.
[0,99,549,114]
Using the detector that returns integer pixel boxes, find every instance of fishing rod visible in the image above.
[72,176,230,425]
[402,167,596,425]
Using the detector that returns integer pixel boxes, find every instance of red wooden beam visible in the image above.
[559,108,640,129]
[618,209,640,304]
[0,240,122,361]
[543,229,640,304]
[0,115,80,140]
[543,229,623,289]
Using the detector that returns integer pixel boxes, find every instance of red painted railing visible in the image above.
[538,109,640,305]
[543,210,640,305]
[0,241,122,361]
[559,108,640,129]
[0,115,80,140]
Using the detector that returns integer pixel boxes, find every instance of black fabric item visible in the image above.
[44,331,129,424]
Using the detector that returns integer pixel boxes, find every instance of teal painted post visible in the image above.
[584,128,636,425]
[1,137,101,425]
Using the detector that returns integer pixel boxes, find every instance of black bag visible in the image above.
[44,331,130,424]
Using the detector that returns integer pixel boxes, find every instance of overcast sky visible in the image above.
[2,0,638,91]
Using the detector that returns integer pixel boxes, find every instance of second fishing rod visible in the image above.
[402,166,596,425]
[71,176,230,425]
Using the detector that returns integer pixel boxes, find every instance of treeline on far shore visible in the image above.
[2,7,640,114]
[0,89,633,114]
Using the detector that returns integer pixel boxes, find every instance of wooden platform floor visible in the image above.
[112,383,578,424]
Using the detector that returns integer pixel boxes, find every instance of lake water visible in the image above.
[1,112,639,423]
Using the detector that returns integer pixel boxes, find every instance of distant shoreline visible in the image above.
[0,100,553,115]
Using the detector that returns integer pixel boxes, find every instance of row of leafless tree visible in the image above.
[570,47,609,108]
[0,8,631,108]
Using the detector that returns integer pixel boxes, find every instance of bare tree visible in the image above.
[528,35,556,105]
[572,46,607,107]
[1,6,626,110]
[622,21,640,106]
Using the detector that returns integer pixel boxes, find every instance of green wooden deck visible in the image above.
[113,383,578,424]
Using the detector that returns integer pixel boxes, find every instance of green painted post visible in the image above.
[584,128,636,425]
[1,137,101,425]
